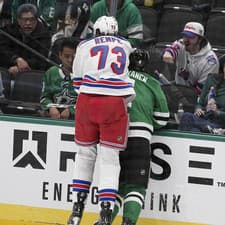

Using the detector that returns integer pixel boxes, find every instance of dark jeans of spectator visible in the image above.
[178,112,222,132]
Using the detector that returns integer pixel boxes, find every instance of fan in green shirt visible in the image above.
[40,37,78,120]
[87,0,143,47]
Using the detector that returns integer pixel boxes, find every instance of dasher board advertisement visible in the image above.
[0,116,224,225]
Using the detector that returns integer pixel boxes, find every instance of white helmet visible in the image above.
[93,16,118,36]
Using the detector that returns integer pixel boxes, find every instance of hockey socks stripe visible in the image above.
[98,189,117,209]
[124,191,145,208]
[72,179,91,193]
[115,194,123,209]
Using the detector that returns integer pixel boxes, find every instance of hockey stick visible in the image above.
[154,70,195,117]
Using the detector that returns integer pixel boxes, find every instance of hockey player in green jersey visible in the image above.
[40,37,78,120]
[112,49,169,225]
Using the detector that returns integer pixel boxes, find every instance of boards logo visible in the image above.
[151,142,172,180]
[13,129,47,169]
[150,143,215,186]
[12,129,215,187]
[188,145,214,186]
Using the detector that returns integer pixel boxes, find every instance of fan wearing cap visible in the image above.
[162,22,219,93]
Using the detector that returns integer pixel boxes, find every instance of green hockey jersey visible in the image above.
[88,0,143,47]
[128,70,169,140]
[40,66,77,116]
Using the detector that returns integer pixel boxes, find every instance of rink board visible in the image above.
[1,115,224,225]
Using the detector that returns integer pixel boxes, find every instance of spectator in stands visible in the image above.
[12,0,56,30]
[40,37,78,120]
[162,22,219,93]
[0,4,51,76]
[86,0,143,47]
[52,0,90,41]
[178,60,225,133]
[0,0,13,28]
[49,0,91,64]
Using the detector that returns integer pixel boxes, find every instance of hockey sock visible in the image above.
[98,146,121,210]
[72,145,97,202]
[122,184,146,224]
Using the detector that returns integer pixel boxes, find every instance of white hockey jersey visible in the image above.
[164,39,219,86]
[72,35,135,100]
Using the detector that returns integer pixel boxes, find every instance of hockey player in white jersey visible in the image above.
[67,16,135,225]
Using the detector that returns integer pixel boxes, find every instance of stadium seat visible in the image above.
[163,0,192,7]
[191,0,213,19]
[156,6,203,45]
[145,46,176,82]
[161,84,198,115]
[212,47,225,72]
[205,13,225,47]
[192,0,214,6]
[138,6,159,47]
[1,70,44,115]
[212,0,225,8]
[0,67,11,98]
[133,0,145,6]
[163,0,213,8]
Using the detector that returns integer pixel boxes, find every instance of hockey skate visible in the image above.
[121,217,135,225]
[94,201,112,225]
[67,192,87,225]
